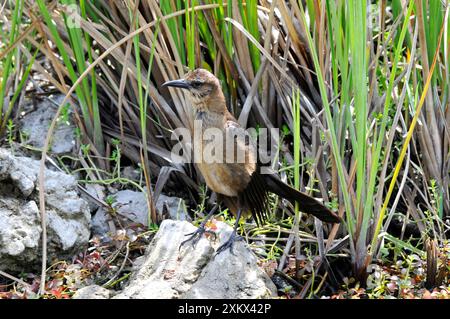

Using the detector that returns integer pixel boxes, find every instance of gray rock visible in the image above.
[72,285,111,299]
[155,193,188,221]
[114,220,277,299]
[91,190,147,238]
[19,95,75,155]
[121,166,141,181]
[91,208,112,238]
[91,190,187,238]
[81,184,106,214]
[183,222,276,299]
[0,199,41,266]
[112,190,149,226]
[0,148,90,272]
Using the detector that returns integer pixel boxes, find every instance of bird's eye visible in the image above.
[191,81,202,89]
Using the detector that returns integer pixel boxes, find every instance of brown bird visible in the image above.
[162,69,341,254]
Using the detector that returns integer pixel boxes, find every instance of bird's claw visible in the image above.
[179,227,217,250]
[215,232,243,256]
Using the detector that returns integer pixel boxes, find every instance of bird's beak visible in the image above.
[161,79,190,90]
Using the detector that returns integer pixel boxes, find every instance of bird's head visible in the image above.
[162,68,224,110]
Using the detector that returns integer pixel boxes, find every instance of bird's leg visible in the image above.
[215,209,244,255]
[179,204,219,250]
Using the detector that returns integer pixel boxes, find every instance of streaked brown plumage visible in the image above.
[162,68,341,253]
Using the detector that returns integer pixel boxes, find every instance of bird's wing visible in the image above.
[222,116,269,224]
[223,116,258,176]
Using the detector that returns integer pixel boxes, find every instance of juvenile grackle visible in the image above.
[162,69,341,254]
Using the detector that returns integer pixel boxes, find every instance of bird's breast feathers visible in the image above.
[197,162,252,197]
[194,110,257,197]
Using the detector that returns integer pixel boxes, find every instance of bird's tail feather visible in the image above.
[263,174,341,223]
